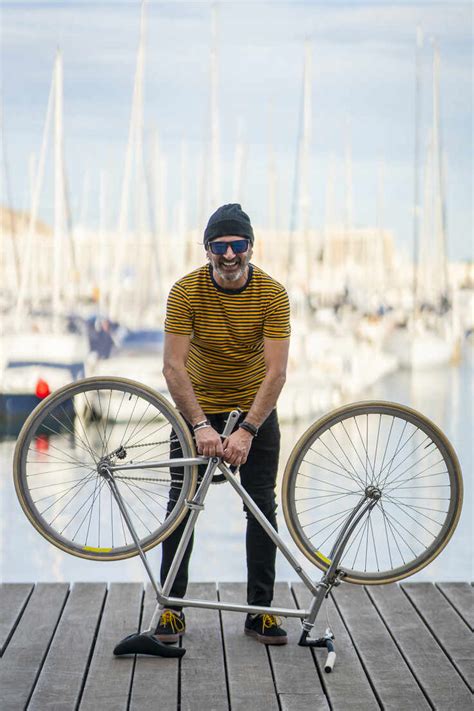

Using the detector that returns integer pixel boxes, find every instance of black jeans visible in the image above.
[160,410,281,609]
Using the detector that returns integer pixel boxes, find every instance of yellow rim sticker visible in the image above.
[316,550,331,565]
[83,546,112,553]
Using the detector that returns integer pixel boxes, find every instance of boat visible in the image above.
[0,330,90,436]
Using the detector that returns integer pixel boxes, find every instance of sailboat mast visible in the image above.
[110,0,147,320]
[412,28,423,316]
[210,3,221,208]
[233,118,246,203]
[432,39,448,298]
[267,101,278,243]
[53,49,64,332]
[301,40,312,288]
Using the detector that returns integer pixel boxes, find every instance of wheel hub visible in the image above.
[365,485,382,500]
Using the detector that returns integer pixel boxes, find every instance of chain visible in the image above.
[125,437,178,450]
[115,474,183,485]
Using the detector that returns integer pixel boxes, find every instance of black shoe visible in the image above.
[154,609,186,644]
[244,613,288,645]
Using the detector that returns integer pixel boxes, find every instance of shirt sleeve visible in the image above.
[164,282,193,335]
[263,287,291,339]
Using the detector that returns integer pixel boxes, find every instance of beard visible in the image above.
[212,251,251,283]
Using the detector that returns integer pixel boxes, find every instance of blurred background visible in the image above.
[0,0,472,583]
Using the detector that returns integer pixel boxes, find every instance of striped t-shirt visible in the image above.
[164,263,291,412]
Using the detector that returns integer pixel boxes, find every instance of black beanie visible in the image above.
[203,203,254,246]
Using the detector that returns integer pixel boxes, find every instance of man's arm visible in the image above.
[245,337,289,428]
[162,332,204,425]
[222,337,289,466]
[162,332,224,457]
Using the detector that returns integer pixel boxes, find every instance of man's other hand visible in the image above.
[195,426,224,458]
[222,429,253,467]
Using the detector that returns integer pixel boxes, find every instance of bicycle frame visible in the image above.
[101,410,380,664]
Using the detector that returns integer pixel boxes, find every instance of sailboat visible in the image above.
[0,50,90,435]
[385,33,459,369]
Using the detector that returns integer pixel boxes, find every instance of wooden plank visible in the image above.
[333,584,430,709]
[79,582,143,711]
[180,582,229,711]
[219,582,279,711]
[368,583,472,710]
[0,582,69,711]
[269,582,328,709]
[293,582,379,711]
[129,583,179,711]
[0,583,34,655]
[280,692,328,711]
[436,582,474,630]
[402,582,474,692]
[28,583,107,711]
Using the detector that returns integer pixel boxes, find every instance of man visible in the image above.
[157,203,290,645]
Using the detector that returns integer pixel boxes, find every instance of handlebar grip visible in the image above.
[324,638,336,672]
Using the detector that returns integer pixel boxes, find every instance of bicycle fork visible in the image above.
[298,488,381,671]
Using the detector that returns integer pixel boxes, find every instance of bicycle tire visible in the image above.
[281,401,463,584]
[14,376,198,561]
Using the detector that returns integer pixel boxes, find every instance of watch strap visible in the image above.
[239,420,258,437]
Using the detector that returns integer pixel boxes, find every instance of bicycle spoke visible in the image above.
[378,435,431,489]
[83,475,102,545]
[119,479,169,508]
[297,477,358,494]
[384,496,448,517]
[369,514,380,572]
[354,416,376,483]
[373,414,382,478]
[119,480,154,535]
[297,492,355,515]
[383,448,442,490]
[38,470,96,517]
[120,479,166,525]
[326,428,367,489]
[379,506,423,555]
[383,465,447,492]
[52,475,99,531]
[375,420,410,487]
[26,462,87,477]
[307,447,365,488]
[119,394,141,448]
[384,497,440,538]
[303,454,365,490]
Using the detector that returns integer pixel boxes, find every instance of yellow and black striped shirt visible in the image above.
[164,264,290,412]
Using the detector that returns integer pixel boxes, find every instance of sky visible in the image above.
[1,1,472,260]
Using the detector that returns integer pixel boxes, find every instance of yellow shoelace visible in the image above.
[261,614,282,630]
[160,610,185,633]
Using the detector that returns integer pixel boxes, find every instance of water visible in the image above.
[1,351,472,584]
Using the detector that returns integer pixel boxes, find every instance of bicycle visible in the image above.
[13,376,463,671]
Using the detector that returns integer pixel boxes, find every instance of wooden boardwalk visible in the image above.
[0,581,472,710]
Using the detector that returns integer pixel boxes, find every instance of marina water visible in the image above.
[1,354,472,584]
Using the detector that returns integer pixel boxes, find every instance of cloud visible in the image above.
[1,1,472,259]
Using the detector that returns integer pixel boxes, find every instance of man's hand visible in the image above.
[222,429,254,467]
[195,426,224,458]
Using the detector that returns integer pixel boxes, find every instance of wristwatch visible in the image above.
[238,420,258,437]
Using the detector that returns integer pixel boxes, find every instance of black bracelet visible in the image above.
[239,420,258,437]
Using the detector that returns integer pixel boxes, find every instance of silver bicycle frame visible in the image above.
[102,410,378,637]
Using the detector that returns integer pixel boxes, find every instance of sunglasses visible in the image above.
[208,239,250,255]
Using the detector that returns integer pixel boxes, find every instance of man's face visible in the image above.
[207,235,253,283]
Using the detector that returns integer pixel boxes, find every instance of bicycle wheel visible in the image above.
[282,401,463,584]
[14,377,198,561]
